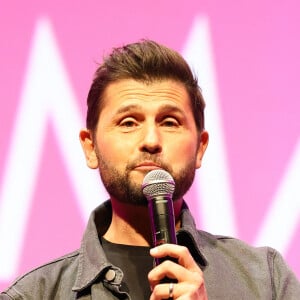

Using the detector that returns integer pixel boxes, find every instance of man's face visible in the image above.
[80,79,208,206]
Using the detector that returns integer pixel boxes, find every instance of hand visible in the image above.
[148,244,208,300]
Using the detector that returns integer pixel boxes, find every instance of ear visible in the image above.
[79,128,99,169]
[195,130,209,169]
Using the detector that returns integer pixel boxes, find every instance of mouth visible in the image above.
[133,162,162,171]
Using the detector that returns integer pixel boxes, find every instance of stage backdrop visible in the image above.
[0,0,299,290]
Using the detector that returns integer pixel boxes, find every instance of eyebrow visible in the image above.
[115,103,185,115]
[159,104,185,115]
[115,104,142,115]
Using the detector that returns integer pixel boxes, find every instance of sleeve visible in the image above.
[271,249,300,299]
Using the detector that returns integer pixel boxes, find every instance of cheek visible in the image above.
[167,137,198,160]
[96,136,132,164]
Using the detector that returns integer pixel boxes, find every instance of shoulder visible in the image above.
[1,250,80,299]
[199,231,300,297]
[199,230,277,262]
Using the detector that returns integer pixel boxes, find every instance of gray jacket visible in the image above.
[1,201,300,299]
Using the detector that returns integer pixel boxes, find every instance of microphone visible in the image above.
[142,169,177,266]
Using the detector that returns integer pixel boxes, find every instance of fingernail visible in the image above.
[150,247,158,255]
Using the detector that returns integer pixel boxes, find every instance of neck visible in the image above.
[103,198,183,247]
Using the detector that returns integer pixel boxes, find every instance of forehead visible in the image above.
[100,78,191,111]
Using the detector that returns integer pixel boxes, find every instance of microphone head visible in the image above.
[142,169,175,199]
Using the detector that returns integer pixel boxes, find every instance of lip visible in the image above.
[134,162,162,171]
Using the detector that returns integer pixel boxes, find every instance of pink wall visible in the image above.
[1,0,299,290]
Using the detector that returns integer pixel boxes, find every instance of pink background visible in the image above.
[1,0,299,290]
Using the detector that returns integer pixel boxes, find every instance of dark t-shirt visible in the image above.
[101,237,153,300]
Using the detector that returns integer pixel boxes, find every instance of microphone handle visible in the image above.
[148,195,177,266]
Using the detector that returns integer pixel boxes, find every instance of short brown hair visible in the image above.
[86,40,205,132]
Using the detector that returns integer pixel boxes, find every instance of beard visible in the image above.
[95,151,197,207]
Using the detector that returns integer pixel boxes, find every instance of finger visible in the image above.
[150,244,199,271]
[148,259,179,288]
[150,282,175,300]
[150,281,207,300]
[148,260,203,287]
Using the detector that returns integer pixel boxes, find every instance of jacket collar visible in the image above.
[72,201,113,292]
[177,202,208,268]
[73,200,208,291]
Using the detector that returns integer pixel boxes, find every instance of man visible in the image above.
[1,40,300,299]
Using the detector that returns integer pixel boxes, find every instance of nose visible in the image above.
[139,124,162,154]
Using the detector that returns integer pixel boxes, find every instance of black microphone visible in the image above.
[142,169,177,266]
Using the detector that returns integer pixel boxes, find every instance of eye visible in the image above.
[161,117,180,127]
[119,117,138,128]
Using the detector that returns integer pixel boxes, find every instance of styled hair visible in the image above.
[86,40,205,132]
